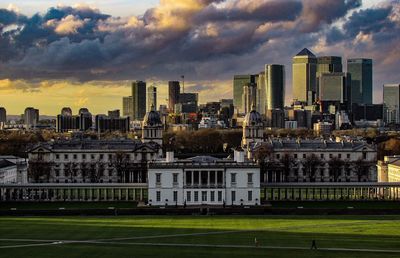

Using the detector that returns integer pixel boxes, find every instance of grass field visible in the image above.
[1,215,400,257]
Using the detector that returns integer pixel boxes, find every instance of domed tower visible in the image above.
[142,106,163,145]
[242,107,264,149]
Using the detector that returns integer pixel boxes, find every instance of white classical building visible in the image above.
[0,156,27,184]
[377,156,400,183]
[241,107,378,182]
[27,109,164,183]
[148,151,260,206]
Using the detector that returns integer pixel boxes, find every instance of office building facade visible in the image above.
[233,75,256,114]
[147,85,157,112]
[168,81,180,112]
[383,84,400,124]
[292,48,317,105]
[347,58,373,105]
[265,64,285,110]
[132,81,147,120]
[122,96,133,119]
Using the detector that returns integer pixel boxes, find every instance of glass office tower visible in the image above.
[292,48,317,105]
[347,58,373,105]
[265,64,285,110]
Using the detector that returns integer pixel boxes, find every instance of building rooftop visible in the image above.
[295,48,316,57]
[28,139,161,152]
[252,139,375,151]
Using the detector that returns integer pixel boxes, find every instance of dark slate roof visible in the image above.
[0,159,15,169]
[252,139,375,151]
[28,139,161,152]
[296,48,315,57]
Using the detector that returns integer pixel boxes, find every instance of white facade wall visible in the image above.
[148,163,260,206]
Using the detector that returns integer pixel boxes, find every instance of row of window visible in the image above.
[54,153,155,161]
[276,153,354,160]
[155,173,254,185]
[155,190,254,203]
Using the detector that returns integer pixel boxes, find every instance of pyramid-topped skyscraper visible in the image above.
[292,48,317,105]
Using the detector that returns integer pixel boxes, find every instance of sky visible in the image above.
[0,0,399,115]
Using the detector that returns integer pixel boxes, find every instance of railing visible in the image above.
[261,182,400,201]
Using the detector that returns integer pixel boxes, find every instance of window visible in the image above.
[294,154,297,159]
[210,191,215,202]
[303,154,306,158]
[193,171,199,185]
[173,191,178,202]
[100,154,104,160]
[173,173,178,184]
[82,154,86,160]
[156,191,161,202]
[338,154,341,159]
[64,154,69,160]
[248,173,253,184]
[218,191,222,202]
[329,154,333,158]
[231,191,236,202]
[201,171,208,185]
[194,191,199,202]
[231,173,236,184]
[320,154,324,159]
[185,171,192,185]
[56,154,60,160]
[186,191,191,202]
[108,154,112,160]
[347,154,350,159]
[363,152,367,159]
[91,154,95,160]
[276,154,280,159]
[156,173,161,184]
[202,191,207,202]
[210,171,215,185]
[248,191,253,201]
[73,154,77,160]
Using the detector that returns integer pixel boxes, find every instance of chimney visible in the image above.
[166,152,174,163]
[234,149,245,163]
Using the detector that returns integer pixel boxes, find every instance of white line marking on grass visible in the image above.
[0,242,63,249]
[92,230,254,242]
[0,239,61,242]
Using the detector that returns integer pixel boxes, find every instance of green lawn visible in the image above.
[0,201,137,210]
[0,215,400,257]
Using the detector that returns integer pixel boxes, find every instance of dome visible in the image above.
[243,109,263,127]
[143,110,162,126]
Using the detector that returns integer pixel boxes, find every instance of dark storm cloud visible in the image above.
[195,0,302,22]
[298,0,361,32]
[0,0,399,92]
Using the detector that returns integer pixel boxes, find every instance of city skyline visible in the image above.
[0,0,399,115]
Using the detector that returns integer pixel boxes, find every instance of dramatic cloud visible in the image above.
[0,0,399,113]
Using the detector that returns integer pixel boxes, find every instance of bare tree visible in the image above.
[328,157,345,182]
[303,154,323,182]
[280,153,294,182]
[354,158,370,182]
[109,152,131,183]
[28,159,53,183]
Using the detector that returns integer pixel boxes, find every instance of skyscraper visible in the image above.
[24,107,39,130]
[132,81,147,120]
[147,85,157,112]
[122,96,133,119]
[233,75,256,114]
[257,72,266,115]
[347,58,373,105]
[168,81,180,112]
[242,83,258,114]
[265,64,285,110]
[317,56,342,75]
[292,48,317,105]
[318,73,350,113]
[0,107,6,124]
[383,84,400,124]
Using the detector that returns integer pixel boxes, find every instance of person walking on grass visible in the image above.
[311,239,317,250]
